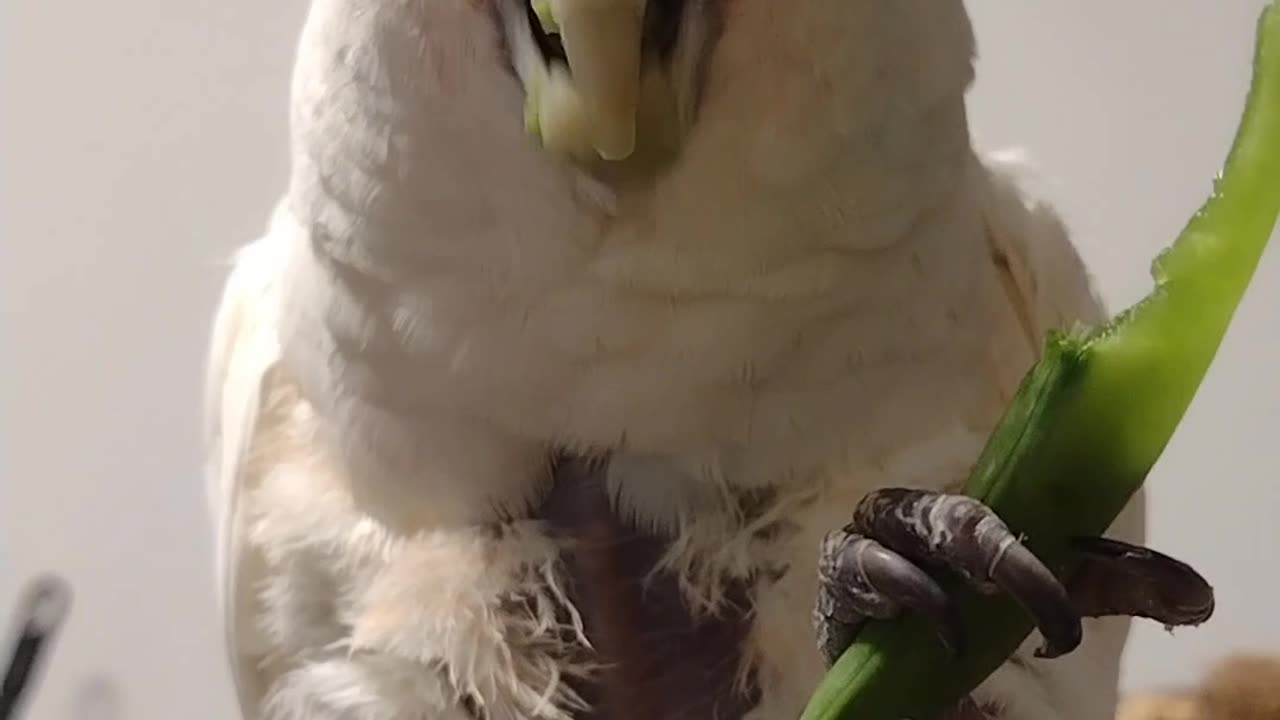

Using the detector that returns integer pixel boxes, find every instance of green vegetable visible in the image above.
[800,4,1280,719]
[533,0,559,34]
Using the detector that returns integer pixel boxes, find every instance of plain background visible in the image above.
[3,1,1277,718]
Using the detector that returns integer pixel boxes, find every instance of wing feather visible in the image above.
[978,149,1110,345]
[203,208,293,719]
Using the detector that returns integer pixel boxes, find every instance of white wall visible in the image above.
[2,1,1277,718]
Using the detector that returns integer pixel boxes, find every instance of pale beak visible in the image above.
[543,0,646,160]
[503,0,703,170]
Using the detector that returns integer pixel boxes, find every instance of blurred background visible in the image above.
[2,1,1277,718]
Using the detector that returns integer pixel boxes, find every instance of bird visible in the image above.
[203,1,1212,718]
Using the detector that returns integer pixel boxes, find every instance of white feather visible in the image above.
[204,204,293,718]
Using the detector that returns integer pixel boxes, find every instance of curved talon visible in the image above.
[814,489,1216,670]
[1067,536,1215,627]
[988,541,1082,658]
[850,489,1083,658]
[817,530,962,662]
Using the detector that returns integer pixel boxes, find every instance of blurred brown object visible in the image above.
[1117,692,1206,720]
[1117,653,1280,720]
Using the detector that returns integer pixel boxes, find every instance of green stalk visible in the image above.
[800,4,1280,719]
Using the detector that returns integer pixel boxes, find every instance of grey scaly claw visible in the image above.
[813,488,1216,668]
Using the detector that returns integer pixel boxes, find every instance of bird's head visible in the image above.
[288,0,981,233]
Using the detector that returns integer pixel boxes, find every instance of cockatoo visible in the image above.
[203,1,1213,719]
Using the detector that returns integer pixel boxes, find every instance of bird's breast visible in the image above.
[539,457,763,720]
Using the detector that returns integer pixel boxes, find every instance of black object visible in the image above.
[0,575,72,720]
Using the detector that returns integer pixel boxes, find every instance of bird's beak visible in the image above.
[503,0,702,173]
[537,0,646,161]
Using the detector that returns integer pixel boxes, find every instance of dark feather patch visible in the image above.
[540,455,760,720]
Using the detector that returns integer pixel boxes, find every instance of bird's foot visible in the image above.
[813,488,1215,667]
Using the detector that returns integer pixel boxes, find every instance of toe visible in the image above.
[987,539,1082,658]
[850,489,1082,658]
[1067,537,1215,627]
[816,529,962,662]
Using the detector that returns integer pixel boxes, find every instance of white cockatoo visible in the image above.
[204,1,1212,719]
